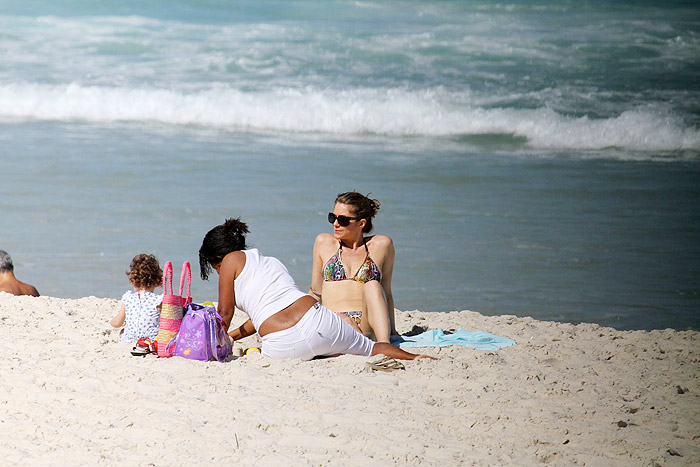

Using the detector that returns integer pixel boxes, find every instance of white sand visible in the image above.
[0,293,697,466]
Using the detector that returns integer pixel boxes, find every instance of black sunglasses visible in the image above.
[328,212,359,227]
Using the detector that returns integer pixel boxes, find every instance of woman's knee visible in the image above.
[362,280,384,298]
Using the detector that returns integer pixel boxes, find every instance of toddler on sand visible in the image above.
[110,254,163,342]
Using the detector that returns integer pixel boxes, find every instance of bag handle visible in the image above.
[209,308,228,362]
[179,261,191,299]
[162,261,174,295]
[208,309,219,362]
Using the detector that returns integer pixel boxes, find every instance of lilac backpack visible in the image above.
[171,303,232,362]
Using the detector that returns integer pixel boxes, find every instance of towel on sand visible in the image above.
[391,328,515,350]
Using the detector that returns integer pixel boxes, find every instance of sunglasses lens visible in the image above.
[328,213,352,226]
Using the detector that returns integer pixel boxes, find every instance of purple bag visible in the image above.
[171,303,232,362]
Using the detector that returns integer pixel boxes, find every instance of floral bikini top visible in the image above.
[324,240,381,283]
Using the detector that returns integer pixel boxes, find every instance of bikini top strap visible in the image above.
[338,239,370,256]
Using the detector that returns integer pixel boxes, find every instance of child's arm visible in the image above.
[228,319,256,341]
[110,303,126,328]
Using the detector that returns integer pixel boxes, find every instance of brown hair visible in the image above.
[126,254,162,289]
[335,191,381,233]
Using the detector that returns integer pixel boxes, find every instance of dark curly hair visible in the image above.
[335,191,381,233]
[199,217,249,281]
[126,254,162,289]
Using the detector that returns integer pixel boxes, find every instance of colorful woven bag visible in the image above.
[156,260,191,357]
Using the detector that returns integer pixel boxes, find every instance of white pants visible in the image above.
[261,302,374,360]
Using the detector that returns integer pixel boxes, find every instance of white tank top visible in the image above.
[234,249,306,330]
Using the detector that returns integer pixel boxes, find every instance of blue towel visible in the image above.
[390,328,515,351]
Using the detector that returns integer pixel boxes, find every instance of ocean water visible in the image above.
[1,0,698,331]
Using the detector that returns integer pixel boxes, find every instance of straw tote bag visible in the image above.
[156,261,191,357]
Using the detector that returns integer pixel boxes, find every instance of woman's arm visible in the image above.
[228,318,256,340]
[379,236,396,334]
[217,251,245,332]
[308,234,327,302]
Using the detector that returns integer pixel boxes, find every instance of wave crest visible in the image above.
[1,82,698,153]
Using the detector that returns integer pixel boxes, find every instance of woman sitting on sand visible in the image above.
[199,218,432,362]
[309,192,396,343]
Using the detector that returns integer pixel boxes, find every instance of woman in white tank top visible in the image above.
[199,218,435,362]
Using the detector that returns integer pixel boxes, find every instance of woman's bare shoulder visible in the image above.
[314,232,337,246]
[367,234,394,249]
[218,250,247,280]
[221,250,246,269]
[223,250,247,261]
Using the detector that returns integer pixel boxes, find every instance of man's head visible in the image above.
[0,250,14,273]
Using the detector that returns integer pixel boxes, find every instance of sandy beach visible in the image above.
[0,293,697,466]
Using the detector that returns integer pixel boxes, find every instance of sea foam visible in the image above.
[1,82,698,153]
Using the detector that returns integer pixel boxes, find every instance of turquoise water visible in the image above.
[1,1,698,330]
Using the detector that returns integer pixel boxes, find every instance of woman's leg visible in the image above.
[360,280,391,343]
[265,304,434,361]
[371,342,437,361]
[308,304,374,358]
